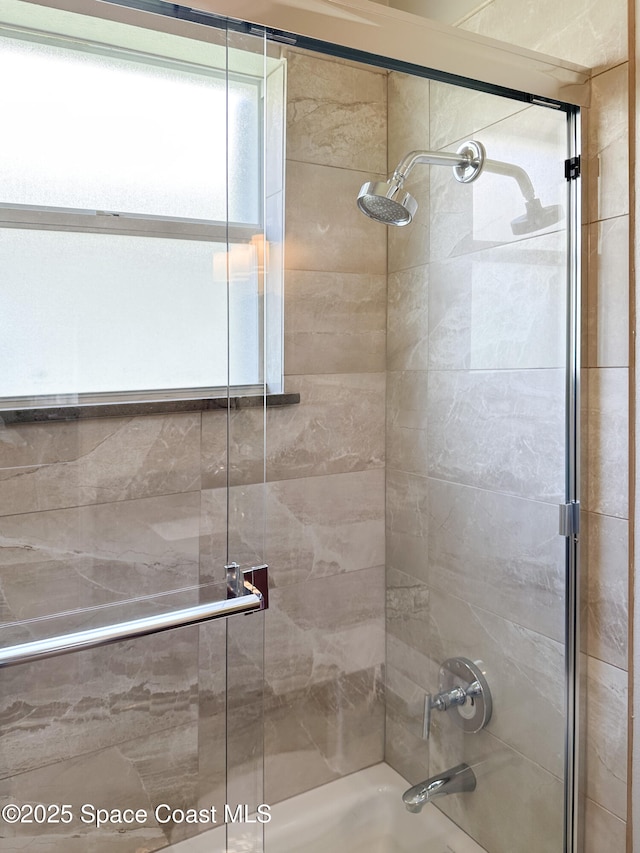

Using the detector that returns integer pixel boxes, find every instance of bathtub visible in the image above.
[170,763,486,853]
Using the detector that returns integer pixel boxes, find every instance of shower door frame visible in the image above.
[564,107,582,853]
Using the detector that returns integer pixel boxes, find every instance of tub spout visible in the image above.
[402,763,476,814]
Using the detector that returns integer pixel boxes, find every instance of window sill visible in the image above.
[1,392,301,425]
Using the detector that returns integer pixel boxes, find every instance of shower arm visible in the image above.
[391,149,476,183]
[391,149,536,202]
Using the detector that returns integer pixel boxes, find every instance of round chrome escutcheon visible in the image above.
[438,656,492,733]
[453,140,486,184]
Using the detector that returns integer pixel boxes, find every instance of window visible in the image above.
[0,1,284,408]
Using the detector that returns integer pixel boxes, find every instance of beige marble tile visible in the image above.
[226,613,266,812]
[284,270,386,374]
[386,567,430,675]
[0,626,198,779]
[388,71,430,170]
[385,664,428,743]
[267,469,385,588]
[265,373,385,481]
[586,215,629,367]
[584,367,629,519]
[197,620,227,813]
[226,614,265,720]
[388,173,430,273]
[384,665,430,786]
[285,160,387,274]
[584,511,628,670]
[264,566,385,697]
[429,233,566,370]
[0,414,200,517]
[585,655,627,820]
[202,371,387,491]
[386,371,429,475]
[387,632,438,698]
[427,589,565,778]
[0,724,200,849]
[387,265,429,371]
[459,0,627,71]
[0,492,201,621]
[0,825,168,852]
[430,728,564,853]
[587,64,629,223]
[120,724,202,846]
[286,50,387,174]
[429,79,528,151]
[265,666,384,804]
[227,694,267,820]
[202,471,384,589]
[386,468,430,583]
[427,479,565,642]
[201,407,265,490]
[427,368,565,503]
[384,711,430,790]
[429,162,474,262]
[584,798,627,853]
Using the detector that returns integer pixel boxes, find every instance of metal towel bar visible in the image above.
[0,565,268,668]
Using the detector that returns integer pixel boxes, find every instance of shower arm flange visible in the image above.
[391,140,486,188]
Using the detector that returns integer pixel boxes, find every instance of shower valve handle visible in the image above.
[431,685,468,712]
[423,685,469,737]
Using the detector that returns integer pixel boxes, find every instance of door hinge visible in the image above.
[564,156,581,181]
[559,502,580,537]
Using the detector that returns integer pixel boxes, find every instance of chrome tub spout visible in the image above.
[402,763,476,814]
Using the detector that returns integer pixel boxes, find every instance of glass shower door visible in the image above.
[0,7,272,853]
[384,69,579,853]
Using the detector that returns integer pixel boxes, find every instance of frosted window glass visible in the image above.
[0,37,260,223]
[0,229,261,396]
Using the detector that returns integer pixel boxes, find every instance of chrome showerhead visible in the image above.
[357,141,484,227]
[510,197,564,235]
[357,179,418,226]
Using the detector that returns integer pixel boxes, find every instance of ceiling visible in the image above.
[372,0,487,25]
